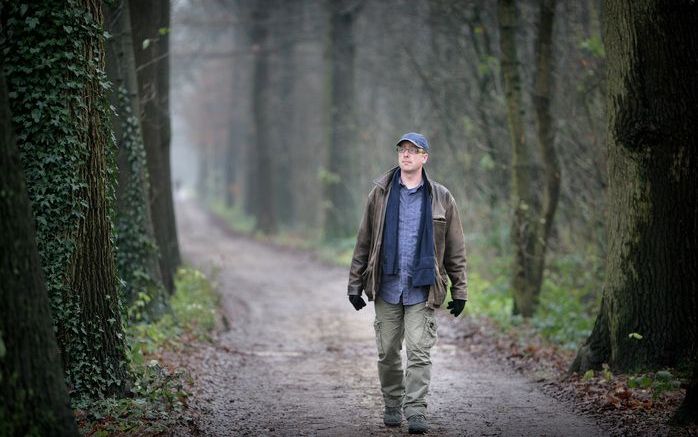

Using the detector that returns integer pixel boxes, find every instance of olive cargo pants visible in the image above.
[373,295,438,419]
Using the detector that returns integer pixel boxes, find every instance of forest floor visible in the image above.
[168,198,693,437]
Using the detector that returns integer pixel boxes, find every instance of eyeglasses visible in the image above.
[396,144,426,155]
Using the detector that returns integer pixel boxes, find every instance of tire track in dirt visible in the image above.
[175,199,607,436]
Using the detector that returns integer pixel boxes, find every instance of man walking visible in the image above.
[347,132,468,434]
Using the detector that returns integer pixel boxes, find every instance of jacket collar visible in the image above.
[374,166,433,194]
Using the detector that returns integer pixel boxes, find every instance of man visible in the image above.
[347,132,468,434]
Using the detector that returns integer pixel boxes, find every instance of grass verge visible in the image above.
[74,266,219,436]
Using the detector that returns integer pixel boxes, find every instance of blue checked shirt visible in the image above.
[379,179,429,305]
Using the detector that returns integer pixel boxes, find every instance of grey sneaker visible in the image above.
[383,406,402,427]
[408,414,428,434]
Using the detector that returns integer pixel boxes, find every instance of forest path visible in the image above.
[175,198,607,436]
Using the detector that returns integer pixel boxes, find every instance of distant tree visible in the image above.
[570,0,697,374]
[497,0,559,317]
[0,64,78,437]
[324,0,362,239]
[129,0,181,294]
[224,8,245,209]
[105,0,168,320]
[1,0,131,397]
[464,3,509,211]
[248,0,277,234]
[270,0,300,228]
[529,0,560,311]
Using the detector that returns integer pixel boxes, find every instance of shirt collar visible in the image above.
[399,177,424,191]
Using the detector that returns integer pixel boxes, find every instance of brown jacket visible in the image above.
[347,166,468,308]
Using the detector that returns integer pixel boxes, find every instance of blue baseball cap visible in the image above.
[396,132,429,151]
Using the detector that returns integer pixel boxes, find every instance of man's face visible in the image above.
[397,140,428,173]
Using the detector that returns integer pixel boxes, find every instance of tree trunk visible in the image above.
[1,0,131,397]
[324,0,360,239]
[530,0,560,309]
[223,135,238,207]
[570,1,698,374]
[466,6,508,217]
[156,0,181,272]
[0,63,78,437]
[273,1,299,228]
[497,0,538,317]
[129,0,181,294]
[105,0,168,320]
[249,0,277,234]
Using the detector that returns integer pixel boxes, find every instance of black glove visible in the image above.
[349,295,366,311]
[447,299,466,317]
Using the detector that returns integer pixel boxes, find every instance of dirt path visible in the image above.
[175,199,608,436]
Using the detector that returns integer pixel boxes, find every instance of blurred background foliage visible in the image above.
[171,0,608,349]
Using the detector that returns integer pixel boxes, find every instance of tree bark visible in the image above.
[324,0,360,239]
[129,0,181,294]
[105,0,168,319]
[0,63,78,437]
[570,0,698,373]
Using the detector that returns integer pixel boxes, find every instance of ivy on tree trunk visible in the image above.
[1,0,131,398]
[0,61,78,437]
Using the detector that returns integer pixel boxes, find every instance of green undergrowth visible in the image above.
[462,250,601,351]
[581,367,685,400]
[75,266,219,436]
[208,200,355,266]
[209,200,256,235]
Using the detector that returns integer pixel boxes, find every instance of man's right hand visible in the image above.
[349,295,366,311]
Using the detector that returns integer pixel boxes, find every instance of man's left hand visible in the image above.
[447,299,466,317]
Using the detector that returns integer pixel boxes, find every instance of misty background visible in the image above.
[170,0,606,321]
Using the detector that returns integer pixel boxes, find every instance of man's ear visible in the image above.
[423,154,429,164]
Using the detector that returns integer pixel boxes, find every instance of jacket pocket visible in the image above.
[433,217,447,259]
[433,271,449,307]
[361,267,373,296]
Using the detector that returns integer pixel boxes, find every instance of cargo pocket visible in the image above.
[374,319,385,356]
[420,313,438,349]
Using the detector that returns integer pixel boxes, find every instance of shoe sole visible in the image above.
[384,417,401,427]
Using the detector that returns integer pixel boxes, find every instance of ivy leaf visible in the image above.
[31,108,41,122]
[158,27,170,35]
[628,332,643,340]
[26,17,39,29]
[142,38,150,50]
